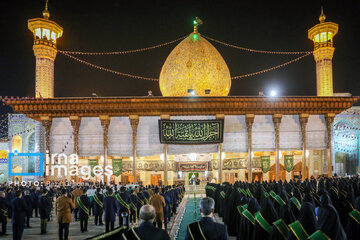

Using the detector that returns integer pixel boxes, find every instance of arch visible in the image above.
[268,164,286,181]
[11,135,22,153]
[11,165,22,183]
[27,132,36,173]
[293,161,309,179]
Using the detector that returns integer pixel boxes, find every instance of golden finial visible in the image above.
[193,17,203,34]
[43,0,50,19]
[319,6,326,23]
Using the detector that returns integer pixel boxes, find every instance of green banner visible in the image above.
[261,156,270,173]
[88,159,98,177]
[112,159,122,176]
[159,120,224,144]
[284,155,294,172]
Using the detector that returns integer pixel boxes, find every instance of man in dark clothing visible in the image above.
[103,188,117,232]
[116,186,130,227]
[39,188,52,234]
[23,190,33,228]
[129,189,138,225]
[11,190,28,240]
[185,197,228,240]
[123,204,170,240]
[93,188,104,226]
[0,191,9,236]
[78,189,90,232]
[30,188,39,218]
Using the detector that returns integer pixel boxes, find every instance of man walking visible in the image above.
[11,190,28,240]
[56,188,75,240]
[149,187,166,229]
[78,189,90,232]
[71,185,82,221]
[39,188,52,234]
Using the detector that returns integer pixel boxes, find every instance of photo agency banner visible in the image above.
[159,119,224,144]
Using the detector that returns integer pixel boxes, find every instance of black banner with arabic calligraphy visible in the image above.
[159,119,224,144]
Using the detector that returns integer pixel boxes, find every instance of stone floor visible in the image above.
[3,194,236,240]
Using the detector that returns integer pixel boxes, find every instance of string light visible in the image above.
[203,35,313,55]
[59,51,159,81]
[59,36,187,55]
[60,50,312,81]
[231,52,312,79]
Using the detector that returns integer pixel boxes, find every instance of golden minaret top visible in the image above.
[42,0,50,19]
[319,6,326,23]
[28,0,63,98]
[308,7,338,96]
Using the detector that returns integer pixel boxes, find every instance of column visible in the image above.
[160,115,170,186]
[325,113,335,177]
[40,116,52,182]
[70,116,81,183]
[246,114,255,183]
[130,115,139,184]
[218,143,223,183]
[299,114,309,181]
[216,114,225,183]
[100,115,110,185]
[272,114,282,182]
[163,144,168,185]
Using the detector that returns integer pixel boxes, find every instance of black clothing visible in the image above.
[59,222,69,240]
[317,205,347,240]
[237,197,260,240]
[253,197,278,240]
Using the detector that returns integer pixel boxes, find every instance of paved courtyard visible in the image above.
[3,195,236,240]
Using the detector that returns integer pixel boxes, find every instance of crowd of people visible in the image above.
[0,181,185,240]
[205,176,360,240]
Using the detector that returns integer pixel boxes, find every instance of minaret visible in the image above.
[28,0,63,98]
[308,7,338,96]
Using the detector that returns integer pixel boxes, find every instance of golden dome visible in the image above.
[159,33,231,96]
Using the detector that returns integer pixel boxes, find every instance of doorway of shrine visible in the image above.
[245,172,264,182]
[269,164,286,181]
[293,162,309,180]
[151,174,162,186]
[11,165,22,183]
[120,174,140,185]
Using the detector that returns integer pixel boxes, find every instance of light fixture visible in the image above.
[188,89,196,96]
[160,153,165,161]
[306,150,310,158]
[270,90,277,97]
[221,152,226,160]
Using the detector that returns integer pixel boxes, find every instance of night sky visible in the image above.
[1,0,360,99]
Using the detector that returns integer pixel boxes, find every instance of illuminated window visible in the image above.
[327,32,333,42]
[11,135,22,153]
[42,28,50,40]
[51,31,56,42]
[34,28,41,39]
[320,32,327,42]
[314,34,320,43]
